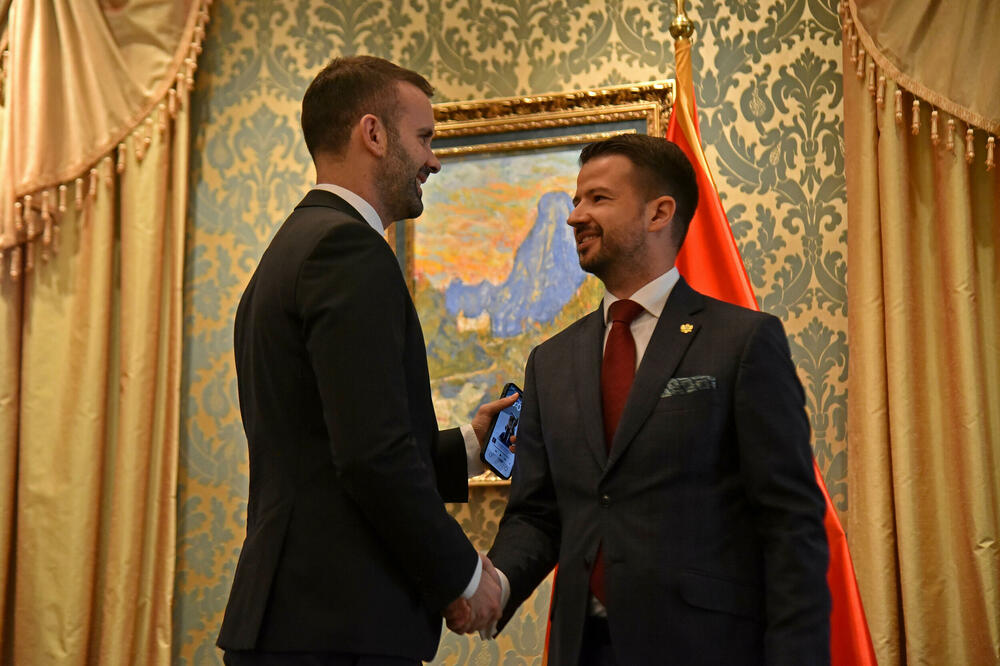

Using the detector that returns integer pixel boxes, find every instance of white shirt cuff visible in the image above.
[498,568,510,609]
[461,554,483,600]
[461,423,485,476]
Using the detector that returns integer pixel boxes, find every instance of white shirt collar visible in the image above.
[312,183,384,233]
[602,267,681,324]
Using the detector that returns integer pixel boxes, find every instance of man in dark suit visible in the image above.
[479,135,830,665]
[218,56,508,665]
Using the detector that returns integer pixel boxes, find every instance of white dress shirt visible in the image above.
[312,183,384,232]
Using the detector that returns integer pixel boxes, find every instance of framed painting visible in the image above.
[390,80,674,484]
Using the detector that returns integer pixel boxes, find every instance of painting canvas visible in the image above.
[394,82,674,482]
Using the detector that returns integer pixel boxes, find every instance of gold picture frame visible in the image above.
[390,80,674,486]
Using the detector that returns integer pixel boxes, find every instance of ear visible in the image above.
[358,113,389,157]
[647,195,676,233]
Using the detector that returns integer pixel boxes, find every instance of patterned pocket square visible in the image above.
[660,375,717,397]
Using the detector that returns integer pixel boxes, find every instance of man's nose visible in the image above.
[426,151,441,173]
[566,205,585,226]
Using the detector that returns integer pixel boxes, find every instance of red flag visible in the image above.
[667,33,877,666]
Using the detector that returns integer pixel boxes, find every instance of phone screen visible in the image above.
[482,383,522,479]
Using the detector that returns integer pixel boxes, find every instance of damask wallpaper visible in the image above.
[176,1,847,664]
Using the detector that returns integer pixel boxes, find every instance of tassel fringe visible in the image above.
[842,0,996,171]
[1,0,212,281]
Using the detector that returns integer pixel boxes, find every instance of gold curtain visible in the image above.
[0,0,207,274]
[0,1,206,663]
[843,2,1000,664]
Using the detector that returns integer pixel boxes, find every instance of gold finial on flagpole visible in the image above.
[670,0,694,39]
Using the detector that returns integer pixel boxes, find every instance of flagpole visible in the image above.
[666,2,757,308]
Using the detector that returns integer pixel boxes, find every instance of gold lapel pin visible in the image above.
[680,323,694,334]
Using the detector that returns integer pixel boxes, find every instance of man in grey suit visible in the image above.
[473,135,830,665]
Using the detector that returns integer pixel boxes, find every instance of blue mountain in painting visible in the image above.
[444,191,586,337]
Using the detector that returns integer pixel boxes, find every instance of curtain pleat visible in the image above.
[845,37,1000,666]
[0,260,20,666]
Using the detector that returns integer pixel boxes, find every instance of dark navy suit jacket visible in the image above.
[489,278,830,665]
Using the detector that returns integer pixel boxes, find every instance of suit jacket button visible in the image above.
[600,494,611,507]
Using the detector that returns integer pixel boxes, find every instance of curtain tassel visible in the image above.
[13,200,23,233]
[24,197,35,239]
[39,190,54,261]
[22,195,32,236]
[894,89,903,125]
[117,143,127,174]
[41,216,52,262]
[850,33,858,64]
[58,184,67,212]
[930,110,939,145]
[88,168,98,199]
[157,103,168,136]
[946,119,956,151]
[74,177,84,209]
[866,61,876,95]
[0,49,7,99]
[144,117,155,155]
[175,72,186,108]
[987,136,996,171]
[10,246,21,280]
[911,99,920,135]
[965,128,975,164]
[876,75,886,108]
[856,50,865,79]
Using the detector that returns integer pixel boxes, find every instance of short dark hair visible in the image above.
[579,134,699,248]
[301,56,434,159]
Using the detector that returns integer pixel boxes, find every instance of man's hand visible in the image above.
[443,597,471,633]
[445,553,503,635]
[471,392,520,452]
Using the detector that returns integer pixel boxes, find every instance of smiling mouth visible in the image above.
[575,231,600,251]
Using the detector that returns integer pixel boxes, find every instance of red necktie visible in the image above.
[590,298,645,604]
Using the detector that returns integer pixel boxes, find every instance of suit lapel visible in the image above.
[572,306,609,468]
[605,278,705,473]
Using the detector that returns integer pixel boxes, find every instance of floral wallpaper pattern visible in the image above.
[176,1,846,663]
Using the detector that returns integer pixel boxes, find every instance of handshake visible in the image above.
[444,553,506,637]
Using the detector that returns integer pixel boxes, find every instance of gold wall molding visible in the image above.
[434,80,674,137]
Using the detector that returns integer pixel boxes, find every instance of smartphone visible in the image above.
[480,382,522,480]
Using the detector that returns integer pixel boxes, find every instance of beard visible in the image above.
[377,132,425,222]
[577,220,648,282]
